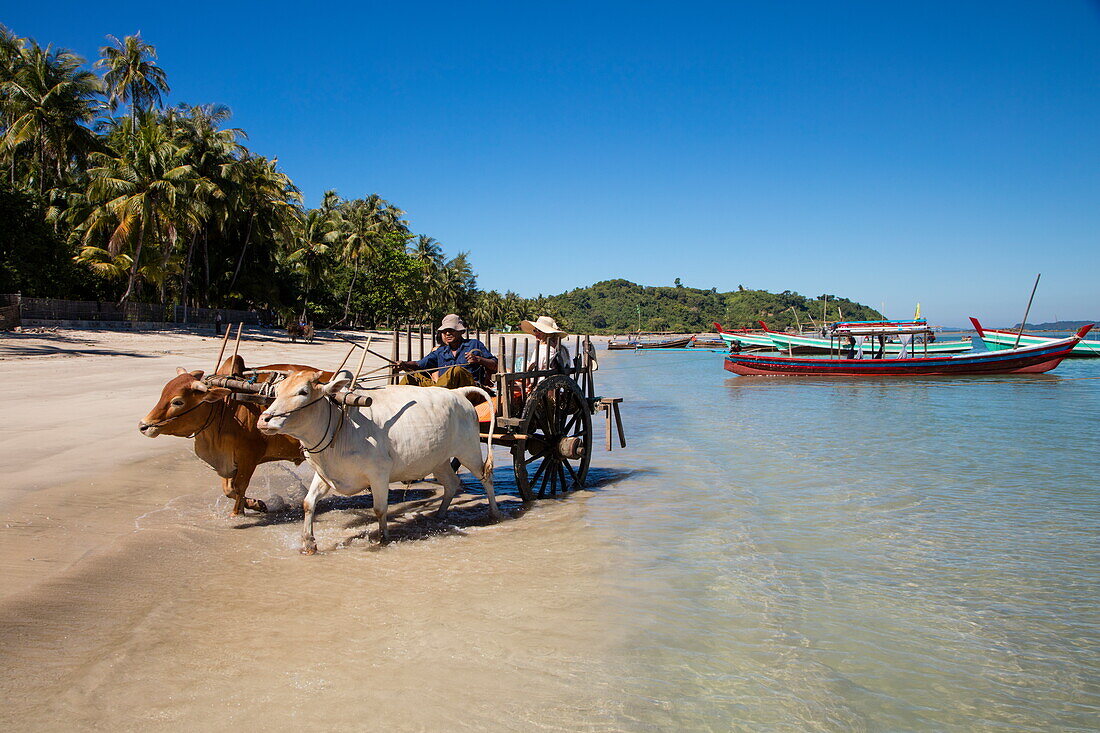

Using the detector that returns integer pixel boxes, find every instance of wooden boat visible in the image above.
[759,320,973,355]
[969,317,1100,358]
[607,335,693,350]
[724,325,1091,376]
[712,322,777,349]
[689,335,726,348]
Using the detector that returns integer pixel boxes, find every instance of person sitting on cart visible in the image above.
[396,313,497,388]
[520,315,571,374]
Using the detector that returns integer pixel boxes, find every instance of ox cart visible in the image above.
[202,326,627,504]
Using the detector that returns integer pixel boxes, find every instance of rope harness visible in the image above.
[262,393,348,454]
[142,398,222,438]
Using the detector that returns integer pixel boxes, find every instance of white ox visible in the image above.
[257,369,502,554]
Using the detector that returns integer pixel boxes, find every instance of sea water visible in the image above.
[582,347,1100,729]
[2,346,1097,731]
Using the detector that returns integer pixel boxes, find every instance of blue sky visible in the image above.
[7,2,1099,325]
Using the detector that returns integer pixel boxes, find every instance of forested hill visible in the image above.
[544,279,883,334]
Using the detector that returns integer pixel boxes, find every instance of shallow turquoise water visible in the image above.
[584,348,1100,730]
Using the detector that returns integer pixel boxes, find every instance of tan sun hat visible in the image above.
[520,315,566,337]
[437,313,467,333]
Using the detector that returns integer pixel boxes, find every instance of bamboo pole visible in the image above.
[213,326,232,373]
[333,343,356,374]
[228,323,243,372]
[1013,273,1041,349]
[353,335,373,381]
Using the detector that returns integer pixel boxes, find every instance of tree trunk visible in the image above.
[340,258,360,323]
[182,232,197,323]
[227,212,255,292]
[118,214,147,305]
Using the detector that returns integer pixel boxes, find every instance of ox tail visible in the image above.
[455,386,495,478]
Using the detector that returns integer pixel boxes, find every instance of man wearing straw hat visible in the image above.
[520,315,571,373]
[397,313,498,388]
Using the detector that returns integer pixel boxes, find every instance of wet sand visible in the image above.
[0,328,623,730]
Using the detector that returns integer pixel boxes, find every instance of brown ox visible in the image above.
[138,356,332,515]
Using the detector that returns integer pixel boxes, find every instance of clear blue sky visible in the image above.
[8,1,1100,325]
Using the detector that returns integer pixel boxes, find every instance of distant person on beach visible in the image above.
[214,311,223,335]
[397,313,497,388]
[520,315,571,374]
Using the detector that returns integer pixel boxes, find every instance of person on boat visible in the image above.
[396,313,498,388]
[520,315,571,373]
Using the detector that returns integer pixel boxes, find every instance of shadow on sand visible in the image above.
[232,464,644,551]
[0,331,157,359]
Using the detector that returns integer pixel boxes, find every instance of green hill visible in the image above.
[543,279,883,334]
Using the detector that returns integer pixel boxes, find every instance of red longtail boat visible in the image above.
[723,323,1091,377]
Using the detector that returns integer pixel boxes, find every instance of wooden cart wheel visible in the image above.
[512,375,593,502]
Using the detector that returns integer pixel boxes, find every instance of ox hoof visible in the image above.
[490,511,505,524]
[245,498,268,513]
[301,541,317,555]
[434,509,448,521]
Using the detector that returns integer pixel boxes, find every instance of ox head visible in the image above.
[257,369,354,436]
[138,368,232,438]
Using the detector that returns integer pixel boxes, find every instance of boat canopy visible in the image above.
[829,319,934,338]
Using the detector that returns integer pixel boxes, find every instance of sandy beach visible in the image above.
[0,327,624,730]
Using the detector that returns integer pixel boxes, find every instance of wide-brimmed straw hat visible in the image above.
[520,315,566,337]
[437,313,467,333]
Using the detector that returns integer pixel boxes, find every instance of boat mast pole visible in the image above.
[1013,273,1041,349]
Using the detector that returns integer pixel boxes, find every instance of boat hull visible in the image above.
[608,336,693,350]
[716,331,776,349]
[723,336,1078,376]
[975,330,1100,358]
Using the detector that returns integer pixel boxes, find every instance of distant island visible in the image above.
[1009,320,1099,331]
[543,279,883,334]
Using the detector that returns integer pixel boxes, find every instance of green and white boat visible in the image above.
[712,323,778,350]
[969,317,1100,358]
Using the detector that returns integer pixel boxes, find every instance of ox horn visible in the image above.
[191,380,209,393]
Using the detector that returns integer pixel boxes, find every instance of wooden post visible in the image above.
[586,336,595,399]
[418,325,425,359]
[509,337,517,376]
[391,329,399,384]
[405,325,412,363]
[498,335,507,372]
[522,338,530,393]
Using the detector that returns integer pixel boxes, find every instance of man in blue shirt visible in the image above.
[397,313,498,388]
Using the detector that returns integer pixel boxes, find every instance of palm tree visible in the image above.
[75,111,193,303]
[165,104,243,317]
[283,207,337,315]
[96,33,169,135]
[1,38,101,194]
[224,154,300,293]
[332,194,408,323]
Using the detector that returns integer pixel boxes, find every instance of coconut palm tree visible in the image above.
[96,33,169,135]
[75,111,193,303]
[1,38,101,194]
[332,194,409,323]
[283,206,337,314]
